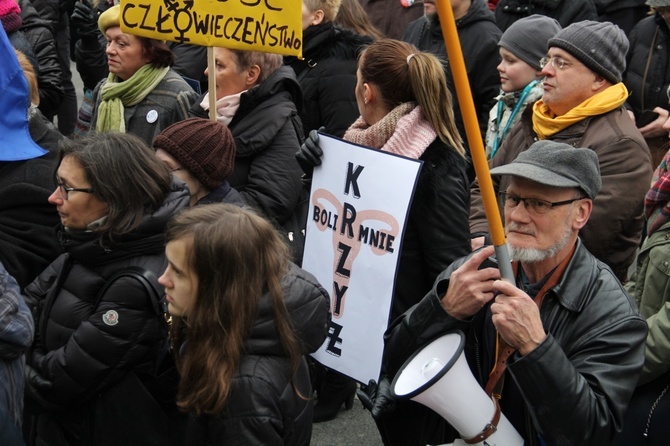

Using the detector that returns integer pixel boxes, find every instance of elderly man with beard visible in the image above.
[366,140,647,446]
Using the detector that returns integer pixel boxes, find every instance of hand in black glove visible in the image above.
[24,365,56,414]
[295,127,325,177]
[71,0,99,39]
[357,377,396,420]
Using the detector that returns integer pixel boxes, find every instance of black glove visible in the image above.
[295,127,324,177]
[24,365,56,414]
[357,377,396,420]
[70,0,99,39]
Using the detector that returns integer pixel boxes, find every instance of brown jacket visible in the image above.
[470,105,652,282]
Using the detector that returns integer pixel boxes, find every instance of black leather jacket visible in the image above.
[383,240,647,445]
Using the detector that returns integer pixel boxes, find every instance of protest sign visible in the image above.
[304,133,422,384]
[119,0,302,56]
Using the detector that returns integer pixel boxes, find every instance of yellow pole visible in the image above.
[435,0,513,281]
[207,47,216,122]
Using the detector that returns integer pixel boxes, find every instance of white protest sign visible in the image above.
[304,133,422,384]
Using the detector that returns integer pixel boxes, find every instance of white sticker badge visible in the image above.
[146,110,158,123]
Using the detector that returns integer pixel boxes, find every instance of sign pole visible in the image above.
[207,46,216,122]
[435,1,513,282]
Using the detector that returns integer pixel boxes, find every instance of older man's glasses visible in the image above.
[55,176,95,200]
[500,192,586,215]
[539,56,574,70]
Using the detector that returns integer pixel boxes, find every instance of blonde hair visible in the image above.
[359,39,465,156]
[334,0,385,40]
[14,49,39,105]
[303,0,342,23]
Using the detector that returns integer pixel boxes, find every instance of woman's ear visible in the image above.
[310,9,325,26]
[246,65,261,87]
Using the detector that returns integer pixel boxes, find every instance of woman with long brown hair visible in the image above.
[296,38,471,422]
[159,204,330,444]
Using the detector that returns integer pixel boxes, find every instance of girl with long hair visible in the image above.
[159,204,330,444]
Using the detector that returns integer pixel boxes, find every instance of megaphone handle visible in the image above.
[462,396,501,445]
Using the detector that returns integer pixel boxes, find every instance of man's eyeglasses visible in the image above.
[539,56,574,70]
[55,176,95,200]
[500,192,586,215]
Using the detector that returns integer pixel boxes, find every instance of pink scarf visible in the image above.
[199,91,244,126]
[343,103,436,160]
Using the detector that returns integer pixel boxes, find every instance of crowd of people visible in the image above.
[2,0,670,444]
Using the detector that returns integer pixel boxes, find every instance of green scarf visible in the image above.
[96,65,170,133]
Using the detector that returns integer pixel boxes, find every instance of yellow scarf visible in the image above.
[532,83,628,140]
[96,65,170,133]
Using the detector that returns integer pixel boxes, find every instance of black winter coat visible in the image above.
[285,23,372,138]
[391,139,471,321]
[18,0,63,118]
[495,0,597,31]
[624,13,670,119]
[402,2,501,144]
[190,67,305,228]
[0,153,59,290]
[184,263,330,445]
[23,180,190,444]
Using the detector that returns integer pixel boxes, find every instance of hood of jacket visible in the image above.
[244,263,330,357]
[426,0,496,35]
[233,65,303,122]
[288,23,373,63]
[58,178,190,266]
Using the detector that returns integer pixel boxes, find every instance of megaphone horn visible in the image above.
[391,331,523,446]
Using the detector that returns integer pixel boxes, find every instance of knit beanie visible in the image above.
[0,0,20,17]
[153,118,236,190]
[499,15,561,71]
[646,0,670,8]
[547,20,628,84]
[98,4,120,33]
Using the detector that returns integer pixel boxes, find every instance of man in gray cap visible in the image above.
[368,140,647,446]
[470,20,653,282]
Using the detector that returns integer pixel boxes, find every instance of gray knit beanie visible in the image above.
[547,20,628,84]
[646,0,670,8]
[499,15,562,71]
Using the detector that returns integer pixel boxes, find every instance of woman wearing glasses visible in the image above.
[22,133,190,445]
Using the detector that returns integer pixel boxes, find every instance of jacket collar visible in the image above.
[542,239,597,313]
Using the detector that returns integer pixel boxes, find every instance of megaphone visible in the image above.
[391,331,523,446]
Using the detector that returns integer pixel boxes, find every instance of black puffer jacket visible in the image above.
[495,0,597,31]
[18,0,63,118]
[190,67,305,228]
[624,13,670,119]
[382,240,646,445]
[23,181,189,441]
[184,263,330,445]
[392,139,471,321]
[285,23,372,138]
[0,153,59,290]
[402,1,501,143]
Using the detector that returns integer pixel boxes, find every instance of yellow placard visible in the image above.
[119,0,302,57]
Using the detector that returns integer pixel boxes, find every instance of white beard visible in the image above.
[507,223,573,263]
